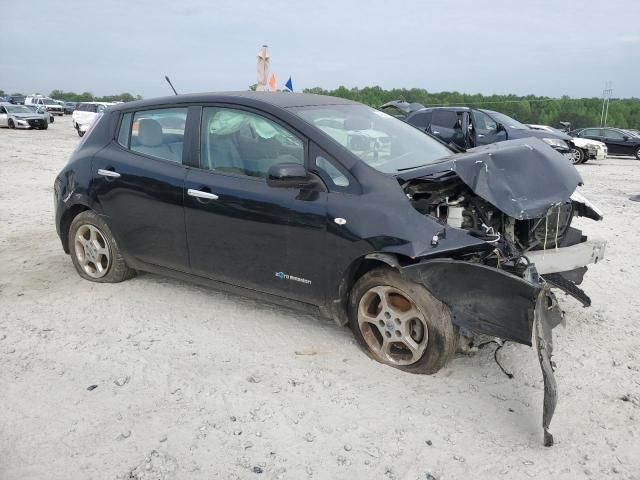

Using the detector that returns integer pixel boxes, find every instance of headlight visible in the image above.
[542,138,569,149]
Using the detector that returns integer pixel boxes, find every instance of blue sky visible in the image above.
[1,0,638,98]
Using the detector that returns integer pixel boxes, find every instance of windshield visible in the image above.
[485,111,529,130]
[42,98,58,105]
[290,104,452,173]
[6,105,32,114]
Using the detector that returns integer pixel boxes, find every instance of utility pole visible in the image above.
[600,81,612,127]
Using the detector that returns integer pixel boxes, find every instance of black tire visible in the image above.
[348,267,457,374]
[570,147,584,164]
[68,210,135,283]
[8,119,15,129]
[50,116,54,123]
[635,146,640,160]
[41,123,48,130]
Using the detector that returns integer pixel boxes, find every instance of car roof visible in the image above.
[414,106,472,113]
[108,91,358,112]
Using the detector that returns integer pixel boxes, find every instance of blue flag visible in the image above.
[285,77,293,92]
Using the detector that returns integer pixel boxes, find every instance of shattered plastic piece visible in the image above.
[534,288,558,447]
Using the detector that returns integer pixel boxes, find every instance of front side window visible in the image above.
[485,111,528,130]
[604,129,624,140]
[200,107,304,178]
[471,110,498,132]
[128,107,187,163]
[291,104,452,173]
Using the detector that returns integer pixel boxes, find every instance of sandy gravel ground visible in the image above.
[1,119,639,480]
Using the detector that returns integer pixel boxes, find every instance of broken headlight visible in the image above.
[542,138,569,149]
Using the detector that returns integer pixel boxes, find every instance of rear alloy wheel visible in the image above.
[349,268,457,374]
[569,147,584,164]
[68,211,135,283]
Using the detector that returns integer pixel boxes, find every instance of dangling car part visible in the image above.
[54,93,605,446]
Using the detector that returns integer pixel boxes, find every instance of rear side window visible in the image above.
[408,112,432,129]
[582,128,601,137]
[125,108,188,163]
[431,110,458,129]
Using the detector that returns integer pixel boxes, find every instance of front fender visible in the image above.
[401,259,544,345]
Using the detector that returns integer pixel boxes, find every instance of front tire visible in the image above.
[50,116,54,123]
[8,119,15,129]
[348,268,457,374]
[570,147,584,164]
[635,146,640,160]
[68,211,135,283]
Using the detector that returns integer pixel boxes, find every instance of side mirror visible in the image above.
[267,162,315,189]
[496,123,505,132]
[623,135,629,141]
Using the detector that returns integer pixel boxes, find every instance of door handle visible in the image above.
[98,168,120,178]
[432,130,440,135]
[477,134,485,138]
[187,189,219,200]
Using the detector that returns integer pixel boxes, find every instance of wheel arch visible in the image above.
[329,252,412,326]
[59,203,91,253]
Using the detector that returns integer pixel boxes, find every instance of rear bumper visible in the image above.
[526,239,606,274]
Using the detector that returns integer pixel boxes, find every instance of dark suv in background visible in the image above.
[573,127,640,159]
[382,102,574,157]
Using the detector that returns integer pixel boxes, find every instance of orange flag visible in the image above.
[268,73,277,91]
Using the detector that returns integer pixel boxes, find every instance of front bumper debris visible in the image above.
[525,239,606,274]
[402,260,562,445]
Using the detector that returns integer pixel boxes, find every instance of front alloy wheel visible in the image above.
[358,286,429,366]
[349,268,457,374]
[569,147,584,164]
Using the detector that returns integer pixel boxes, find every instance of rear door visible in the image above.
[184,105,328,305]
[428,110,461,146]
[91,106,191,271]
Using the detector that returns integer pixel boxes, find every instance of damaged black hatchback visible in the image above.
[54,93,606,445]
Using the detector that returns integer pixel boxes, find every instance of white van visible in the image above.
[72,102,113,137]
[24,95,64,116]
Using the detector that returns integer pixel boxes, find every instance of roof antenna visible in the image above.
[164,75,178,96]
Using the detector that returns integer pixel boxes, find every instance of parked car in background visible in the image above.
[54,92,607,446]
[25,95,65,116]
[24,104,54,123]
[0,102,48,129]
[527,124,607,164]
[64,102,77,114]
[5,94,26,105]
[573,127,640,159]
[72,102,112,137]
[381,102,575,159]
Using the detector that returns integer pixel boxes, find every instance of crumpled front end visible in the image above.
[394,138,607,445]
[401,259,561,445]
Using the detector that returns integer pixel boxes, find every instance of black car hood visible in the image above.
[398,138,583,220]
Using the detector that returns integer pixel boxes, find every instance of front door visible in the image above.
[91,106,191,271]
[603,129,633,155]
[184,106,328,305]
[471,110,507,146]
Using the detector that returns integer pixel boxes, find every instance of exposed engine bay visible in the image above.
[395,138,607,446]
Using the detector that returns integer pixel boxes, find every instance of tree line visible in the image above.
[302,86,640,129]
[0,89,141,103]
